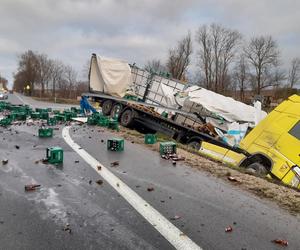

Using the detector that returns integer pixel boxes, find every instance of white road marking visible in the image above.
[62,126,202,250]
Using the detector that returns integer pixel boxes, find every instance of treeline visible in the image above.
[0,75,8,89]
[145,23,300,101]
[13,50,88,99]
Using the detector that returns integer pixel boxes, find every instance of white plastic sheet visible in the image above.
[89,55,131,97]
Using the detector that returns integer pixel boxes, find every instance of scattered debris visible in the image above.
[74,160,79,163]
[170,215,181,220]
[97,165,102,171]
[2,159,8,165]
[25,184,41,191]
[63,223,72,234]
[15,145,20,149]
[272,239,288,246]
[89,180,92,185]
[147,187,155,192]
[96,179,103,185]
[225,226,233,232]
[135,185,140,188]
[172,160,176,166]
[100,139,104,143]
[227,176,240,183]
[116,182,120,187]
[110,161,119,167]
[34,160,40,164]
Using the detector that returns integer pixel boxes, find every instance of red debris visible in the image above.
[110,161,119,167]
[25,184,41,191]
[272,239,288,246]
[225,226,233,232]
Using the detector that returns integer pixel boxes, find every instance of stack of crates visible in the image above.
[107,138,124,151]
[145,134,157,144]
[38,128,53,138]
[46,147,63,164]
[159,141,176,155]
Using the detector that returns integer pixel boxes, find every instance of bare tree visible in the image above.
[288,58,300,88]
[64,65,77,98]
[233,55,249,101]
[0,74,8,89]
[50,60,64,98]
[166,32,192,80]
[196,23,241,93]
[144,59,166,73]
[13,50,40,95]
[243,36,279,94]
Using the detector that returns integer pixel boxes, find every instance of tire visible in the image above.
[102,100,113,116]
[120,109,137,127]
[187,141,201,151]
[246,162,268,175]
[110,103,123,119]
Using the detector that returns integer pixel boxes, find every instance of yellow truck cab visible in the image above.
[200,94,300,189]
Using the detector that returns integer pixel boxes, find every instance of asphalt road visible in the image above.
[0,93,300,250]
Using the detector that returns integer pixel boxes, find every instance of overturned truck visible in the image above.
[86,54,300,189]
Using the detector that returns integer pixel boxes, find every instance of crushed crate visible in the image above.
[108,119,119,131]
[46,147,63,164]
[107,138,124,152]
[38,128,53,138]
[15,112,27,121]
[145,134,157,144]
[159,141,176,155]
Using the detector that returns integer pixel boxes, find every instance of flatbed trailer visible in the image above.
[85,91,248,156]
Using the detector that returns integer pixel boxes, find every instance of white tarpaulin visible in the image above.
[89,55,131,97]
[181,86,267,126]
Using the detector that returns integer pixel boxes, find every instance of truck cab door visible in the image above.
[274,118,300,166]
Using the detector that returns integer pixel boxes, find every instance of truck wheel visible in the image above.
[120,109,136,127]
[187,141,201,151]
[246,162,268,175]
[111,103,123,119]
[102,100,113,115]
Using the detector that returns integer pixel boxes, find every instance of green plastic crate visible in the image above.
[53,110,60,114]
[107,138,124,152]
[0,117,12,127]
[159,141,176,155]
[46,147,63,164]
[15,112,27,120]
[47,117,57,126]
[40,112,49,120]
[108,119,119,131]
[38,128,53,138]
[31,112,40,119]
[54,114,66,122]
[145,134,157,144]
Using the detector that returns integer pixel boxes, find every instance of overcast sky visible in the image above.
[0,0,299,86]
